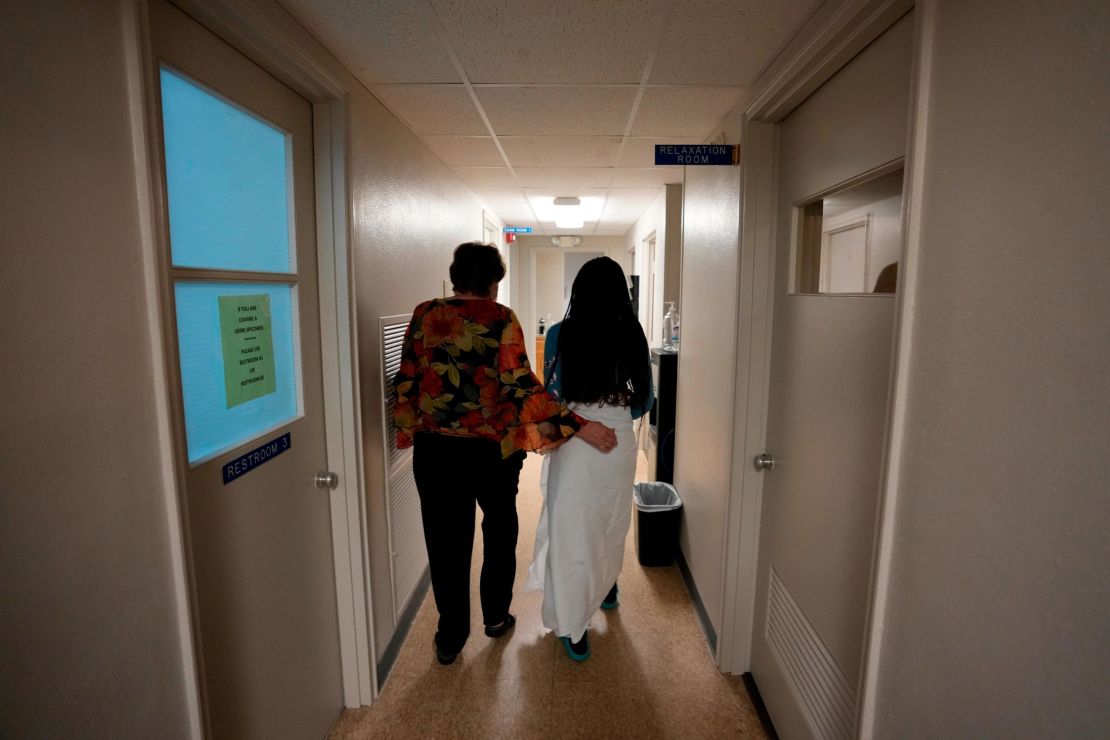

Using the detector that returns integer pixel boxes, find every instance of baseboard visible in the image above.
[742,672,780,740]
[675,548,717,653]
[375,567,431,688]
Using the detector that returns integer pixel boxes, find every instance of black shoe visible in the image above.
[484,613,516,638]
[435,636,459,665]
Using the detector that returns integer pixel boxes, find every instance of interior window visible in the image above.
[794,168,903,295]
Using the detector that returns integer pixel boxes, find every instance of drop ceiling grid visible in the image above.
[276,0,822,234]
[370,85,489,135]
[278,0,460,83]
[475,87,639,136]
[498,136,623,169]
[428,0,673,84]
[649,0,825,84]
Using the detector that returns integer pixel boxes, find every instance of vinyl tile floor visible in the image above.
[328,452,767,739]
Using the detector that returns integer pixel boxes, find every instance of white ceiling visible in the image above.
[278,0,822,237]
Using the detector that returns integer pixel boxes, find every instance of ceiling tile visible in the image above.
[431,0,672,83]
[514,168,614,188]
[280,0,460,83]
[471,187,529,205]
[631,87,748,137]
[500,136,621,168]
[422,136,505,166]
[476,87,636,135]
[371,85,487,135]
[491,205,539,223]
[451,167,518,188]
[617,138,702,168]
[611,168,684,187]
[601,202,654,222]
[594,222,634,236]
[649,0,823,85]
[606,188,665,205]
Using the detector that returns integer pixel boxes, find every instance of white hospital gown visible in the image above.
[524,402,637,642]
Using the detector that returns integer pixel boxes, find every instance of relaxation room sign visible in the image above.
[654,144,736,165]
[218,294,276,407]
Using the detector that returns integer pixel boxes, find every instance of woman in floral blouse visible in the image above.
[392,242,617,665]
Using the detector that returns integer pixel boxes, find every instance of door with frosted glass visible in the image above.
[749,14,913,740]
[151,2,341,738]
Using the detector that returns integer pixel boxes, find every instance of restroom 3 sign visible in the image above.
[218,294,276,407]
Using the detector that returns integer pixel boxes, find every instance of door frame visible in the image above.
[715,0,922,736]
[130,0,377,729]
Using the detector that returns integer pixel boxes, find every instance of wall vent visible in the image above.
[380,314,426,621]
[765,566,857,740]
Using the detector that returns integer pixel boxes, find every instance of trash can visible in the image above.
[633,482,682,567]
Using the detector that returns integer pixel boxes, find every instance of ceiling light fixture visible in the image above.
[553,196,583,229]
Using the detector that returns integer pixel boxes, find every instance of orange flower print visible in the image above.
[502,424,542,456]
[520,390,558,422]
[460,410,487,429]
[498,318,527,370]
[464,298,503,325]
[421,304,464,348]
[473,370,499,409]
[421,367,444,397]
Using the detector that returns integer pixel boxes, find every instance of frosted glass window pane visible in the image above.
[175,282,301,464]
[160,67,293,272]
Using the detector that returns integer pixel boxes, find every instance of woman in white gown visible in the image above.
[525,257,653,661]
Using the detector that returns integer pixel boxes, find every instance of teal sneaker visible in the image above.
[601,583,619,610]
[560,632,590,662]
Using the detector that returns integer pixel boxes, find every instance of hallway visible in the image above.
[3,1,1108,737]
[328,454,765,739]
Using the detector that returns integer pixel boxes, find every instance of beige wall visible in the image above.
[625,185,683,348]
[0,1,195,736]
[872,1,1110,735]
[663,183,684,332]
[672,108,746,636]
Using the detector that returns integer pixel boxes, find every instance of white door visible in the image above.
[151,2,342,737]
[749,14,913,740]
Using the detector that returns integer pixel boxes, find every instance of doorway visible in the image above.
[745,12,914,739]
[149,1,346,736]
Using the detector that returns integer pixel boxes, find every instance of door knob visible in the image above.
[314,470,339,490]
[753,453,775,472]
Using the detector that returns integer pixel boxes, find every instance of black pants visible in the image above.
[412,433,525,654]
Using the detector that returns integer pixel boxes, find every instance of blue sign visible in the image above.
[222,432,291,484]
[655,144,735,166]
[503,226,533,234]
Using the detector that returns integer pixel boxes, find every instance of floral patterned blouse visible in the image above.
[391,297,583,458]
